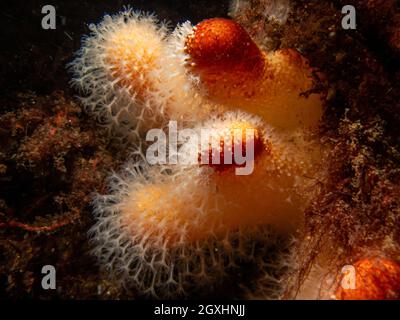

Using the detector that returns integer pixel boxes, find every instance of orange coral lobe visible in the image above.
[185,18,264,81]
[185,18,324,132]
[336,258,400,300]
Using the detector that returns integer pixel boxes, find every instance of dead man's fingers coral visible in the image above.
[89,111,323,297]
[185,18,324,132]
[90,161,284,298]
[71,5,329,300]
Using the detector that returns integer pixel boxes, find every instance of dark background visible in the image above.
[0,0,230,99]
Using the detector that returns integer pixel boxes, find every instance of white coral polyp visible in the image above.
[89,159,289,298]
[69,9,209,146]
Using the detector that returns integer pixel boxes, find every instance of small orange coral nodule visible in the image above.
[335,258,400,300]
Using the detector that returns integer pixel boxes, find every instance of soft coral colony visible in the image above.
[69,5,400,299]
